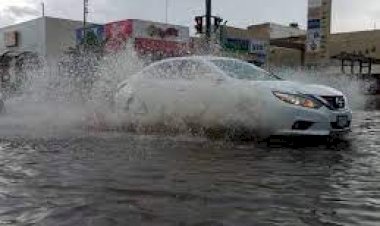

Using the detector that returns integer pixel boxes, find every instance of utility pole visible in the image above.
[41,2,45,17]
[83,0,89,50]
[205,0,212,39]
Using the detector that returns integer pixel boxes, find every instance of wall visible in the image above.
[329,30,380,59]
[247,23,306,39]
[269,46,303,67]
[45,17,85,60]
[0,18,45,55]
[269,23,306,39]
[222,26,269,65]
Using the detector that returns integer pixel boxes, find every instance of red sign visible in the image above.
[104,20,133,51]
[135,38,188,56]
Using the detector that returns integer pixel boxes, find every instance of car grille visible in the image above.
[321,96,345,110]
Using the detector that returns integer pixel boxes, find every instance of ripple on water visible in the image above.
[0,110,378,225]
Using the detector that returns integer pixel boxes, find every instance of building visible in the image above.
[75,19,190,60]
[247,22,306,39]
[0,16,87,60]
[246,22,306,67]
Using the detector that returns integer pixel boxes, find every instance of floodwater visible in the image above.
[0,106,379,226]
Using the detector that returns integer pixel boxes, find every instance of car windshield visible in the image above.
[211,59,280,81]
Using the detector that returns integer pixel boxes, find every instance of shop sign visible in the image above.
[249,40,267,55]
[4,31,18,47]
[307,19,321,29]
[224,38,250,52]
[76,25,104,46]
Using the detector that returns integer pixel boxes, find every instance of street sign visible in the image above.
[249,40,267,54]
[307,19,321,29]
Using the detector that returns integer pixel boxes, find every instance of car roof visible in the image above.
[145,56,266,72]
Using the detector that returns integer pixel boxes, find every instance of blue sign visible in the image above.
[307,19,321,29]
[76,25,105,46]
[250,40,267,54]
[224,38,250,51]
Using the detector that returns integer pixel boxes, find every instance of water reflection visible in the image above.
[0,110,379,225]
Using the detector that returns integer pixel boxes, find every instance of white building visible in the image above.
[0,16,86,60]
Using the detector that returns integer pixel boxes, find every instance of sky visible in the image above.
[1,0,380,33]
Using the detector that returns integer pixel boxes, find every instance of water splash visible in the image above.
[0,47,372,138]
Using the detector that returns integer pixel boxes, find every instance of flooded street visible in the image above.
[0,108,378,226]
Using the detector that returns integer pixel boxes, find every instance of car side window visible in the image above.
[141,60,218,81]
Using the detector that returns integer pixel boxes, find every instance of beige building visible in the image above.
[329,30,380,59]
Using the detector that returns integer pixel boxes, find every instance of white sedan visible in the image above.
[114,56,352,138]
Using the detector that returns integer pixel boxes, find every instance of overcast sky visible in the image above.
[1,0,380,33]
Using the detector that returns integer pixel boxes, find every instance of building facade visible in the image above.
[0,17,86,60]
[75,19,190,60]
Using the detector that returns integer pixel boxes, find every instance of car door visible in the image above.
[129,59,229,126]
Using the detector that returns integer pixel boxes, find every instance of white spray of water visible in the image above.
[0,46,372,138]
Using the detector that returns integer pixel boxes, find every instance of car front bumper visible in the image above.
[269,104,352,137]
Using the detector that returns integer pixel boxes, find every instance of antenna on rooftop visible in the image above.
[41,2,45,17]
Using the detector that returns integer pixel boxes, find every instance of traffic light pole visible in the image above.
[205,0,212,39]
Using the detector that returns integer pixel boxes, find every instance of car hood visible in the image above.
[253,81,343,96]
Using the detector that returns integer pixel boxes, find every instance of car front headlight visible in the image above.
[273,91,322,109]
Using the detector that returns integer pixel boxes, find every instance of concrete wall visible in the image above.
[269,46,303,67]
[248,23,306,39]
[0,18,45,55]
[0,17,84,60]
[330,30,380,59]
[225,26,268,40]
[45,17,85,60]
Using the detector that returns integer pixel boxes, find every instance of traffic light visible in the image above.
[195,16,203,34]
[214,17,223,32]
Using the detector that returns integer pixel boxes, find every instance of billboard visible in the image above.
[76,25,104,46]
[104,20,134,51]
[250,39,268,64]
[132,20,190,43]
[306,0,331,55]
[224,38,250,52]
